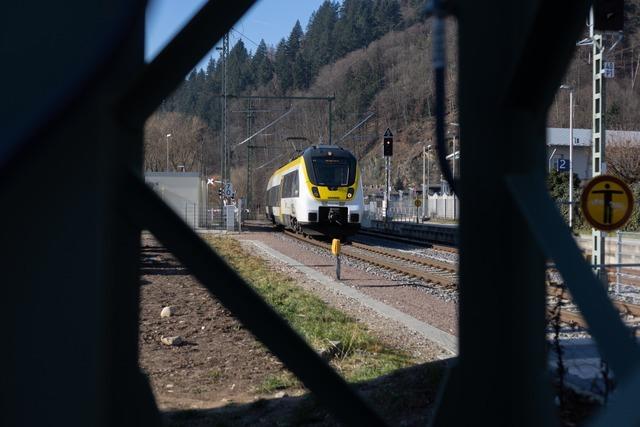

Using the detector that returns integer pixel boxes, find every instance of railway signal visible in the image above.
[383,128,393,156]
[383,128,393,220]
[593,0,624,31]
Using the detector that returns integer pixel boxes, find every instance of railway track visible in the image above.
[547,283,640,330]
[283,230,457,288]
[281,229,640,332]
[356,229,458,253]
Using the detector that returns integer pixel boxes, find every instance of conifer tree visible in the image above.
[251,39,273,86]
[274,38,292,93]
[304,1,339,76]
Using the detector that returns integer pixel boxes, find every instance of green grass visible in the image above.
[258,372,299,393]
[205,236,413,387]
[208,369,222,382]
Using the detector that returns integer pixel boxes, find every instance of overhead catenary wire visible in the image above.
[339,112,375,142]
[234,107,295,147]
[231,27,260,48]
[255,152,288,170]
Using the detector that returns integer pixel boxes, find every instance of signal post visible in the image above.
[383,128,393,220]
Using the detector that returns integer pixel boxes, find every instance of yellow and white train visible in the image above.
[265,145,363,238]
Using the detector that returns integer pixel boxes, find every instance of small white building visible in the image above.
[547,128,640,180]
[144,172,205,228]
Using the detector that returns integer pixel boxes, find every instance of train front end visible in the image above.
[297,145,363,238]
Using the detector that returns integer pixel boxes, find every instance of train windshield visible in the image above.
[311,157,353,187]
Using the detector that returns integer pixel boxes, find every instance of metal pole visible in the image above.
[329,97,333,145]
[592,8,607,283]
[246,100,253,216]
[548,148,557,172]
[427,149,431,218]
[616,230,622,294]
[384,157,390,220]
[422,144,426,220]
[224,33,228,183]
[452,135,456,178]
[569,89,574,228]
[166,135,169,172]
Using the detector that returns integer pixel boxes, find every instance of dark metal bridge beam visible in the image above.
[3,0,387,425]
[126,171,385,425]
[1,2,156,426]
[433,1,590,425]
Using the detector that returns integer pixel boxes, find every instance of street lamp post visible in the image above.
[165,133,172,172]
[423,143,432,221]
[560,85,574,228]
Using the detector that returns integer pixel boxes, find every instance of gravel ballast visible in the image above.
[233,231,458,358]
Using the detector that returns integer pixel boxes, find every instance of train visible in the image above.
[265,145,364,238]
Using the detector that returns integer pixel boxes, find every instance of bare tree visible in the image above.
[144,111,214,173]
[607,139,640,184]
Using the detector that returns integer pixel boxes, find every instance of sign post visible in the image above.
[414,198,422,223]
[581,175,634,285]
[383,128,393,221]
[603,61,615,78]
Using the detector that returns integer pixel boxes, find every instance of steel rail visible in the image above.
[349,241,456,273]
[548,283,640,320]
[356,229,458,253]
[283,231,457,288]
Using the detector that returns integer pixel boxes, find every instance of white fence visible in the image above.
[365,194,460,222]
[425,194,459,220]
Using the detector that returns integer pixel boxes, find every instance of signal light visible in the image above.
[218,188,222,197]
[594,0,624,31]
[347,188,354,199]
[383,137,393,156]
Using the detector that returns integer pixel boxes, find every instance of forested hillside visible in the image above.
[145,0,640,208]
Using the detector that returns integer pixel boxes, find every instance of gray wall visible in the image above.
[145,172,202,227]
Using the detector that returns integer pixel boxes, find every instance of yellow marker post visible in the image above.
[332,238,341,280]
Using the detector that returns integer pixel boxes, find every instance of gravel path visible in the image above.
[233,231,458,358]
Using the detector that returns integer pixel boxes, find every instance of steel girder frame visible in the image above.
[1,1,385,426]
[433,0,640,426]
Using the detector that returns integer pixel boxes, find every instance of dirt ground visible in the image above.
[138,234,447,425]
[139,240,288,410]
[138,231,599,426]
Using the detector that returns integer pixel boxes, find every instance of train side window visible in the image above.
[293,171,299,197]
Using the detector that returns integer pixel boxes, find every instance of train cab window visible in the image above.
[292,172,299,197]
[312,158,351,187]
[281,171,299,198]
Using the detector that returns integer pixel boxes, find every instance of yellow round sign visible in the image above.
[580,175,634,231]
[414,198,422,207]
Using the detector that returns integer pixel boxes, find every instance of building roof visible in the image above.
[546,128,592,147]
[608,130,640,144]
[547,128,640,147]
[145,172,201,178]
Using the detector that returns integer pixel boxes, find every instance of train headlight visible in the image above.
[347,188,354,199]
[312,187,320,198]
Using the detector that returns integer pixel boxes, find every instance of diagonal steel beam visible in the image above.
[119,0,257,125]
[589,365,640,427]
[506,173,640,378]
[124,170,386,426]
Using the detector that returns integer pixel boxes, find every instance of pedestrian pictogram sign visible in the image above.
[580,175,634,231]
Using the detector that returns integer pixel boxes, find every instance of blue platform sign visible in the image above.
[557,158,570,172]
